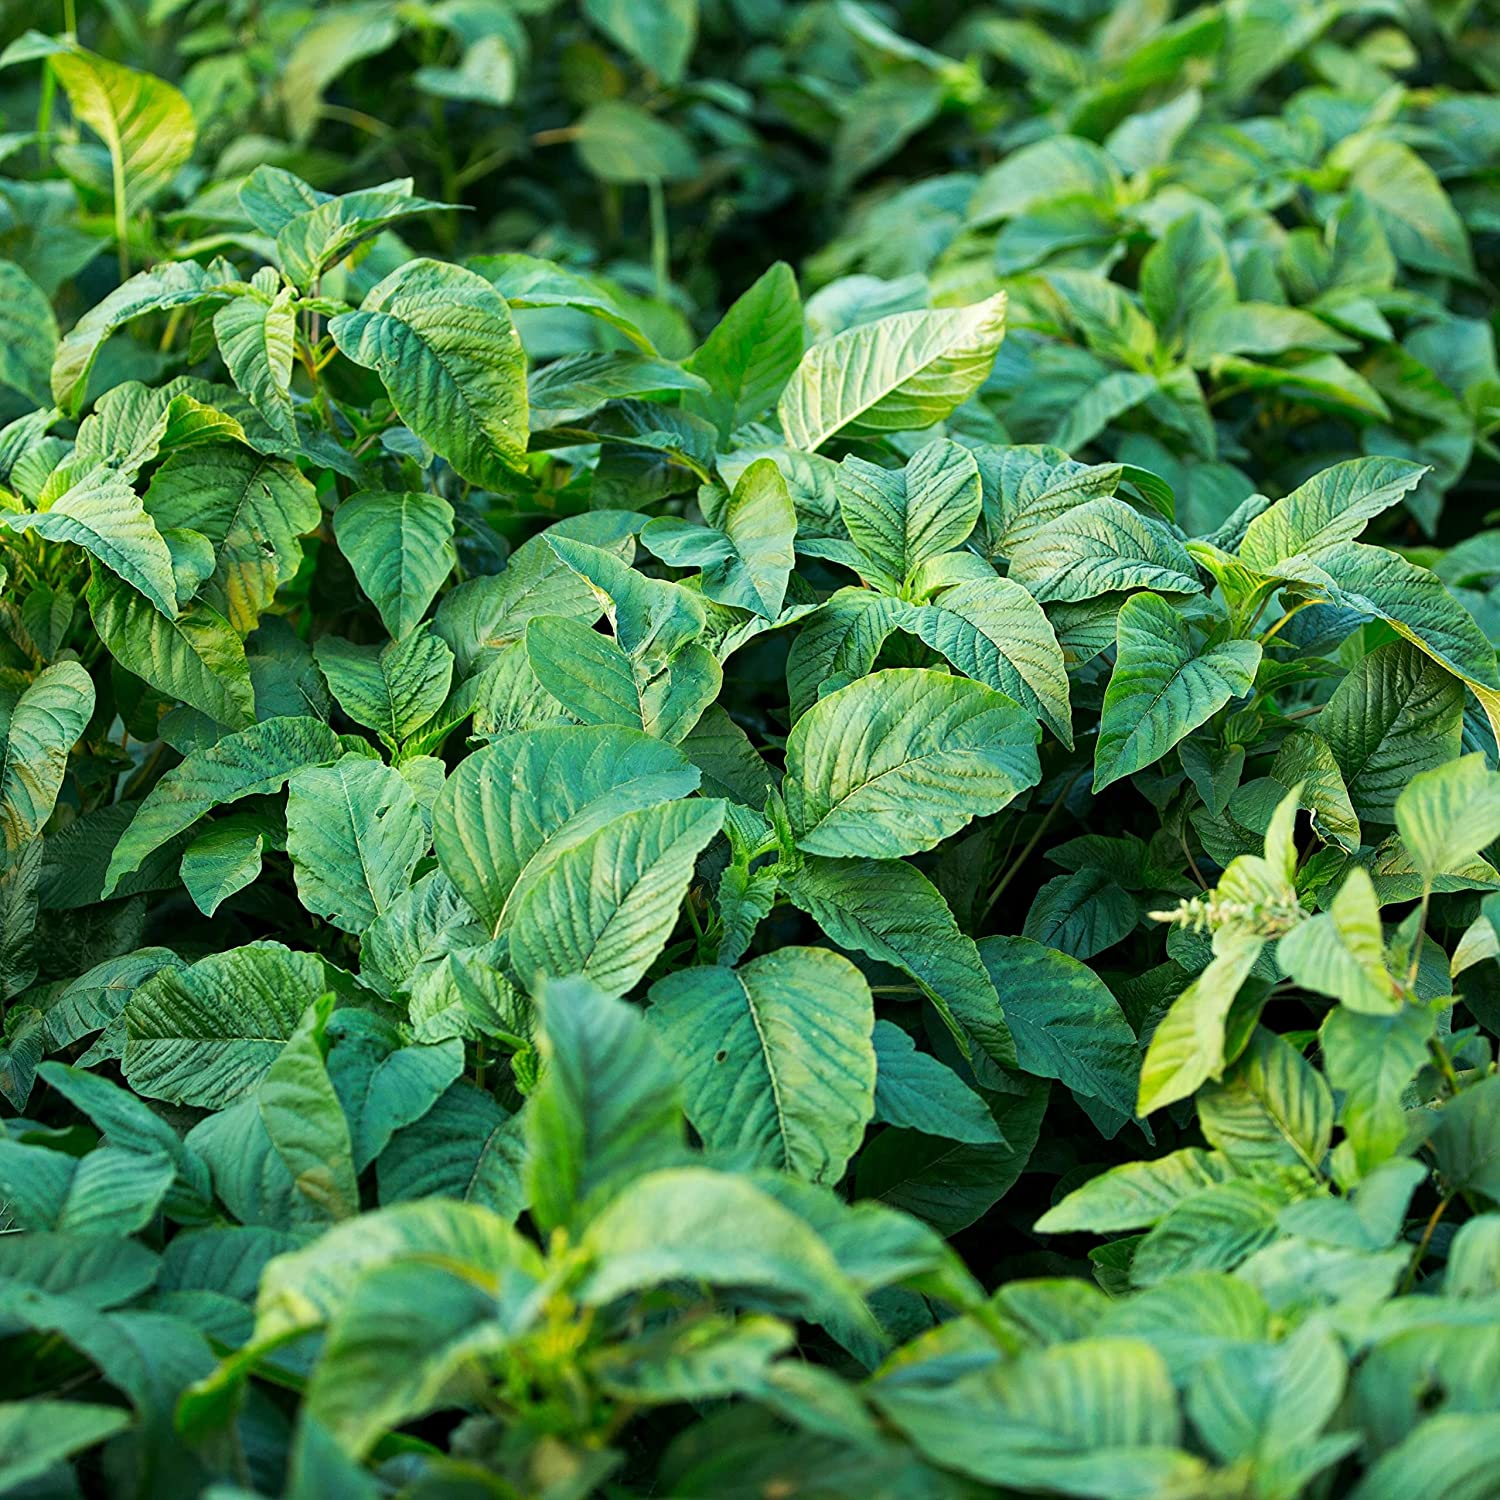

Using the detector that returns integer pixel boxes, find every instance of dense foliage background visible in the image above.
[2,1,1500,1496]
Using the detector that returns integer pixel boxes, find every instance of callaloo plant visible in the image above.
[0,2,1499,1497]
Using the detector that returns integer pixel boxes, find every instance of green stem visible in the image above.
[1400,1192,1453,1292]
[647,178,670,300]
[982,773,1081,923]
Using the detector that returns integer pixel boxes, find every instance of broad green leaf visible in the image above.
[784,668,1040,858]
[573,100,698,183]
[784,855,1016,1068]
[0,260,57,405]
[213,282,297,440]
[785,588,906,721]
[1395,754,1500,886]
[329,259,528,489]
[51,258,239,414]
[377,1083,526,1217]
[1239,457,1429,574]
[144,446,320,633]
[1140,211,1235,351]
[1197,1027,1334,1172]
[1023,868,1138,960]
[1094,593,1261,791]
[43,38,195,232]
[275,180,457,291]
[579,1167,875,1340]
[870,1020,1004,1145]
[508,798,725,995]
[5,464,179,617]
[123,941,326,1107]
[0,661,94,851]
[1035,1148,1234,1234]
[1322,1004,1433,1178]
[877,1338,1196,1497]
[332,490,457,640]
[685,261,803,433]
[314,631,454,747]
[1008,498,1199,603]
[259,993,358,1223]
[906,577,1073,747]
[0,1403,131,1492]
[1428,1073,1500,1203]
[836,440,981,586]
[285,756,426,934]
[642,459,796,618]
[88,573,254,730]
[1137,930,1266,1116]
[1269,731,1360,852]
[180,822,264,917]
[527,975,684,1233]
[1278,867,1396,1014]
[978,936,1140,1118]
[778,294,1007,451]
[1320,641,1464,824]
[1348,1414,1500,1500]
[432,724,699,933]
[104,716,340,895]
[582,0,696,84]
[649,947,876,1183]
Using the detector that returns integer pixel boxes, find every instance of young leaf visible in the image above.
[685,261,803,433]
[1094,593,1261,792]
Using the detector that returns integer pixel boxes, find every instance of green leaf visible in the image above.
[378,1081,525,1216]
[785,589,906,721]
[784,668,1040,858]
[45,38,195,228]
[573,100,698,183]
[836,440,982,586]
[642,459,796,618]
[527,975,684,1233]
[0,1402,131,1492]
[784,855,1016,1068]
[582,0,696,84]
[685,261,803,433]
[578,1167,875,1340]
[332,490,457,640]
[432,724,699,933]
[870,1020,1004,1145]
[1395,754,1500,886]
[88,573,254,729]
[0,260,58,405]
[1197,1027,1334,1172]
[123,941,326,1106]
[329,258,529,489]
[906,577,1073,747]
[1269,731,1360,852]
[213,283,297,441]
[509,797,725,995]
[275,180,458,291]
[877,1338,1196,1497]
[1322,1003,1434,1178]
[1278,867,1397,1014]
[5,464,179,618]
[1035,1148,1234,1233]
[1137,931,1266,1116]
[1094,593,1261,791]
[143,446,321,634]
[259,993,358,1223]
[180,822,264,917]
[314,631,454,747]
[0,661,94,852]
[1348,1414,1500,1500]
[1008,498,1200,603]
[1238,457,1429,574]
[1429,1074,1500,1203]
[285,756,426,934]
[1321,641,1464,825]
[978,936,1140,1117]
[649,947,876,1183]
[50,258,239,414]
[104,716,340,895]
[777,294,1007,452]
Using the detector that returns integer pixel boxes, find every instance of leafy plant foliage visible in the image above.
[1,1,1500,1496]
